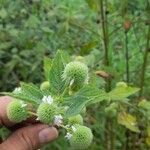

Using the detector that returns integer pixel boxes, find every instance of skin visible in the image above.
[0,96,58,150]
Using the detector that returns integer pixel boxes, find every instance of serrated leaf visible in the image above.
[0,92,39,104]
[109,86,139,101]
[49,50,70,96]
[118,112,140,133]
[43,57,52,81]
[20,82,43,103]
[66,85,107,117]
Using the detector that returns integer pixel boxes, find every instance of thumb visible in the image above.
[0,124,58,150]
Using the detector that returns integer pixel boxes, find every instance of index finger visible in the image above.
[0,96,15,127]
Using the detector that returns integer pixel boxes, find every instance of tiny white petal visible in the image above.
[70,79,74,86]
[42,95,53,104]
[65,124,70,128]
[65,132,72,140]
[47,95,53,104]
[21,104,27,108]
[13,87,21,93]
[20,101,27,108]
[64,106,69,110]
[54,115,63,126]
[85,75,89,84]
[71,126,77,132]
[36,117,40,121]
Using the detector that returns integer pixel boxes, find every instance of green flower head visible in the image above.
[69,125,93,149]
[7,100,28,123]
[37,96,58,124]
[68,114,83,125]
[63,61,88,89]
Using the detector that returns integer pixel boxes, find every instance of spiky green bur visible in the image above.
[37,103,57,124]
[7,101,28,123]
[68,114,83,125]
[63,61,88,89]
[116,82,127,88]
[40,81,50,91]
[69,125,93,149]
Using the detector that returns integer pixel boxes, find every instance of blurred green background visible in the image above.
[0,0,150,149]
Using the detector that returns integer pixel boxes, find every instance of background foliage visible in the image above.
[0,0,150,149]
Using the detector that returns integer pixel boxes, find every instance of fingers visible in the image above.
[0,96,38,127]
[0,124,58,150]
[0,96,14,127]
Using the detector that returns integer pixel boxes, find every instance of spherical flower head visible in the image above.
[69,125,93,149]
[37,103,58,124]
[7,100,28,123]
[68,114,83,125]
[63,61,88,89]
[116,82,127,88]
[40,81,50,91]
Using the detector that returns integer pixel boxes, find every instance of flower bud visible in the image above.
[116,82,127,88]
[40,81,50,91]
[68,114,83,125]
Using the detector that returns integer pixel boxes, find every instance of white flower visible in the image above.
[13,87,21,93]
[53,115,63,126]
[64,106,69,110]
[65,124,71,128]
[70,79,74,86]
[65,132,72,140]
[20,101,27,108]
[71,126,77,132]
[42,95,53,104]
[85,75,89,84]
[36,117,40,121]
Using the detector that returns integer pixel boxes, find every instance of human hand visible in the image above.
[0,96,58,150]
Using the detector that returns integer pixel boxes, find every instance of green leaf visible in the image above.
[49,50,70,96]
[109,86,139,101]
[43,57,52,81]
[66,85,106,117]
[138,99,150,110]
[20,82,43,103]
[0,92,39,104]
[118,112,140,133]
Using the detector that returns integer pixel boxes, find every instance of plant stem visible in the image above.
[99,0,114,150]
[125,30,131,150]
[28,111,38,117]
[139,25,150,98]
[125,31,129,83]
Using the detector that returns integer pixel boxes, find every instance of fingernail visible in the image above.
[39,127,58,143]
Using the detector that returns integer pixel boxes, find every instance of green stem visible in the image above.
[125,31,129,83]
[99,0,113,150]
[28,111,38,117]
[139,25,150,98]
